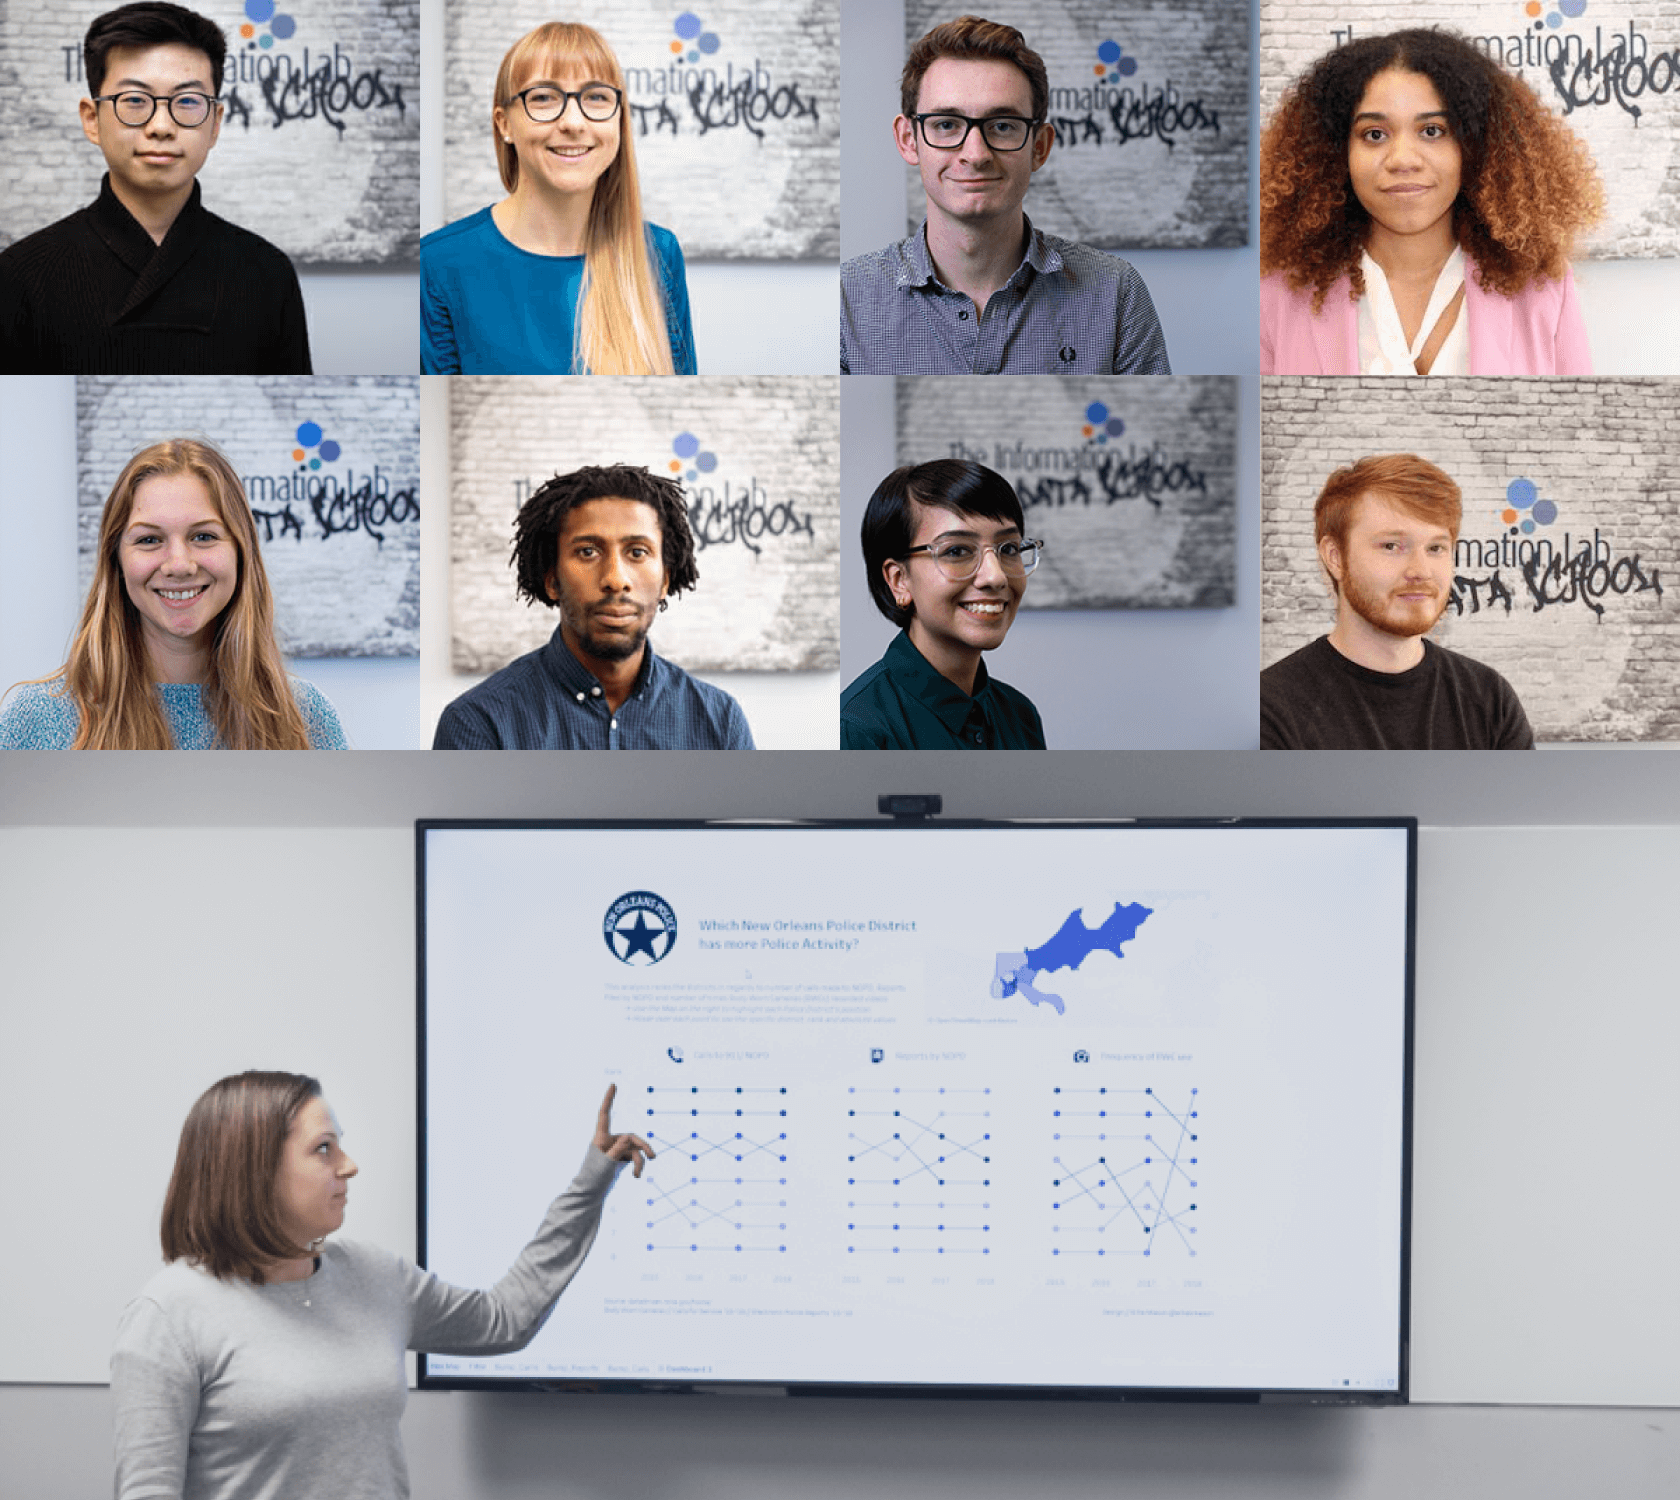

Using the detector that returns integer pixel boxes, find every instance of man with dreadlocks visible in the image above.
[433,464,754,749]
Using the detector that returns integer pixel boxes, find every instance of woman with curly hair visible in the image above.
[1260,28,1604,375]
[0,438,345,749]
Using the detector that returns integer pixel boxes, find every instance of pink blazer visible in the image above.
[1260,263,1591,375]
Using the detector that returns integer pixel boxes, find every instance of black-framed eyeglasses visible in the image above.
[903,538,1043,579]
[510,83,623,124]
[913,112,1040,152]
[90,90,218,128]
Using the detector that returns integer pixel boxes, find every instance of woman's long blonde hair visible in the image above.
[46,439,311,749]
[493,22,675,375]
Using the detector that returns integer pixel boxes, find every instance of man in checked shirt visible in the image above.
[840,15,1171,375]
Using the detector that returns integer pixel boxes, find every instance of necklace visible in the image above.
[285,1255,323,1308]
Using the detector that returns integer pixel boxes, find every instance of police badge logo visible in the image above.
[603,891,678,965]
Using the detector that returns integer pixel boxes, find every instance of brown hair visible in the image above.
[160,1071,322,1283]
[492,23,673,375]
[1261,28,1605,308]
[20,439,311,749]
[900,15,1049,122]
[1314,454,1462,594]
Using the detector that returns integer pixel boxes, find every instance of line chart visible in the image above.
[1050,1086,1200,1258]
[638,1085,790,1253]
[845,1086,993,1257]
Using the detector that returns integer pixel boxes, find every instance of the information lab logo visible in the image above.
[621,11,819,140]
[1080,402,1126,449]
[1092,39,1139,82]
[669,430,718,481]
[604,891,679,966]
[236,0,299,50]
[1521,0,1589,32]
[664,426,817,557]
[1497,476,1559,536]
[289,420,342,472]
[670,11,722,62]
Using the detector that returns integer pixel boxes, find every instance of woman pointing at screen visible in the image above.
[112,1072,650,1498]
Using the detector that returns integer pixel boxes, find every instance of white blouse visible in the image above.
[1357,248,1469,375]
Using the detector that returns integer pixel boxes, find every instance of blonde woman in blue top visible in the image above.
[422,22,695,374]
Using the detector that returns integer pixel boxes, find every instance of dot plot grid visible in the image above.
[1051,1087,1200,1257]
[846,1088,994,1256]
[640,1087,790,1253]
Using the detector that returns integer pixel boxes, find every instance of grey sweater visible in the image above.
[112,1147,619,1499]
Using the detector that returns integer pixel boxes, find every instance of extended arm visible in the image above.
[410,1088,653,1355]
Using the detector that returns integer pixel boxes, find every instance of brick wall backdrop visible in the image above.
[1259,1,1680,258]
[1261,377,1680,742]
[449,376,839,673]
[442,0,839,260]
[895,376,1237,609]
[76,376,420,657]
[901,0,1249,249]
[0,0,419,263]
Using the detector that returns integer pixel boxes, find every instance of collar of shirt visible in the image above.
[896,214,1064,296]
[539,624,657,709]
[90,172,205,272]
[886,629,1003,745]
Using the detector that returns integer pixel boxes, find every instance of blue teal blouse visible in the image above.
[420,210,696,374]
[0,678,348,749]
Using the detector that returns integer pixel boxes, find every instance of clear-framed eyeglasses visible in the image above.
[913,112,1039,152]
[902,538,1044,579]
[91,91,218,128]
[510,83,623,123]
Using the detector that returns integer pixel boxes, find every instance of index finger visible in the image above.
[597,1083,618,1131]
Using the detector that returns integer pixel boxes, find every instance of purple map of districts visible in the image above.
[991,902,1154,1015]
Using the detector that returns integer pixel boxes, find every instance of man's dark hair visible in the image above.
[85,3,228,98]
[900,15,1049,123]
[861,459,1025,627]
[512,464,700,607]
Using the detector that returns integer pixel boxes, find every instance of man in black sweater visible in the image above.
[1261,454,1534,750]
[0,3,310,373]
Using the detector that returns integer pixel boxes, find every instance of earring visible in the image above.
[658,597,669,613]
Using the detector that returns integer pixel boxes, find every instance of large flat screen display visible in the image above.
[418,819,1414,1401]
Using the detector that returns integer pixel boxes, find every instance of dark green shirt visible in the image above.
[840,630,1045,749]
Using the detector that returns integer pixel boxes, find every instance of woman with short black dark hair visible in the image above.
[113,1071,651,1498]
[842,458,1045,749]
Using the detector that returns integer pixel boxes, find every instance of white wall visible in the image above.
[300,270,420,376]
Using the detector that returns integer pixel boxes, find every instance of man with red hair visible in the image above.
[1261,454,1533,749]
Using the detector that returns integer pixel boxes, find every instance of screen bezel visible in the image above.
[416,816,1416,1405]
